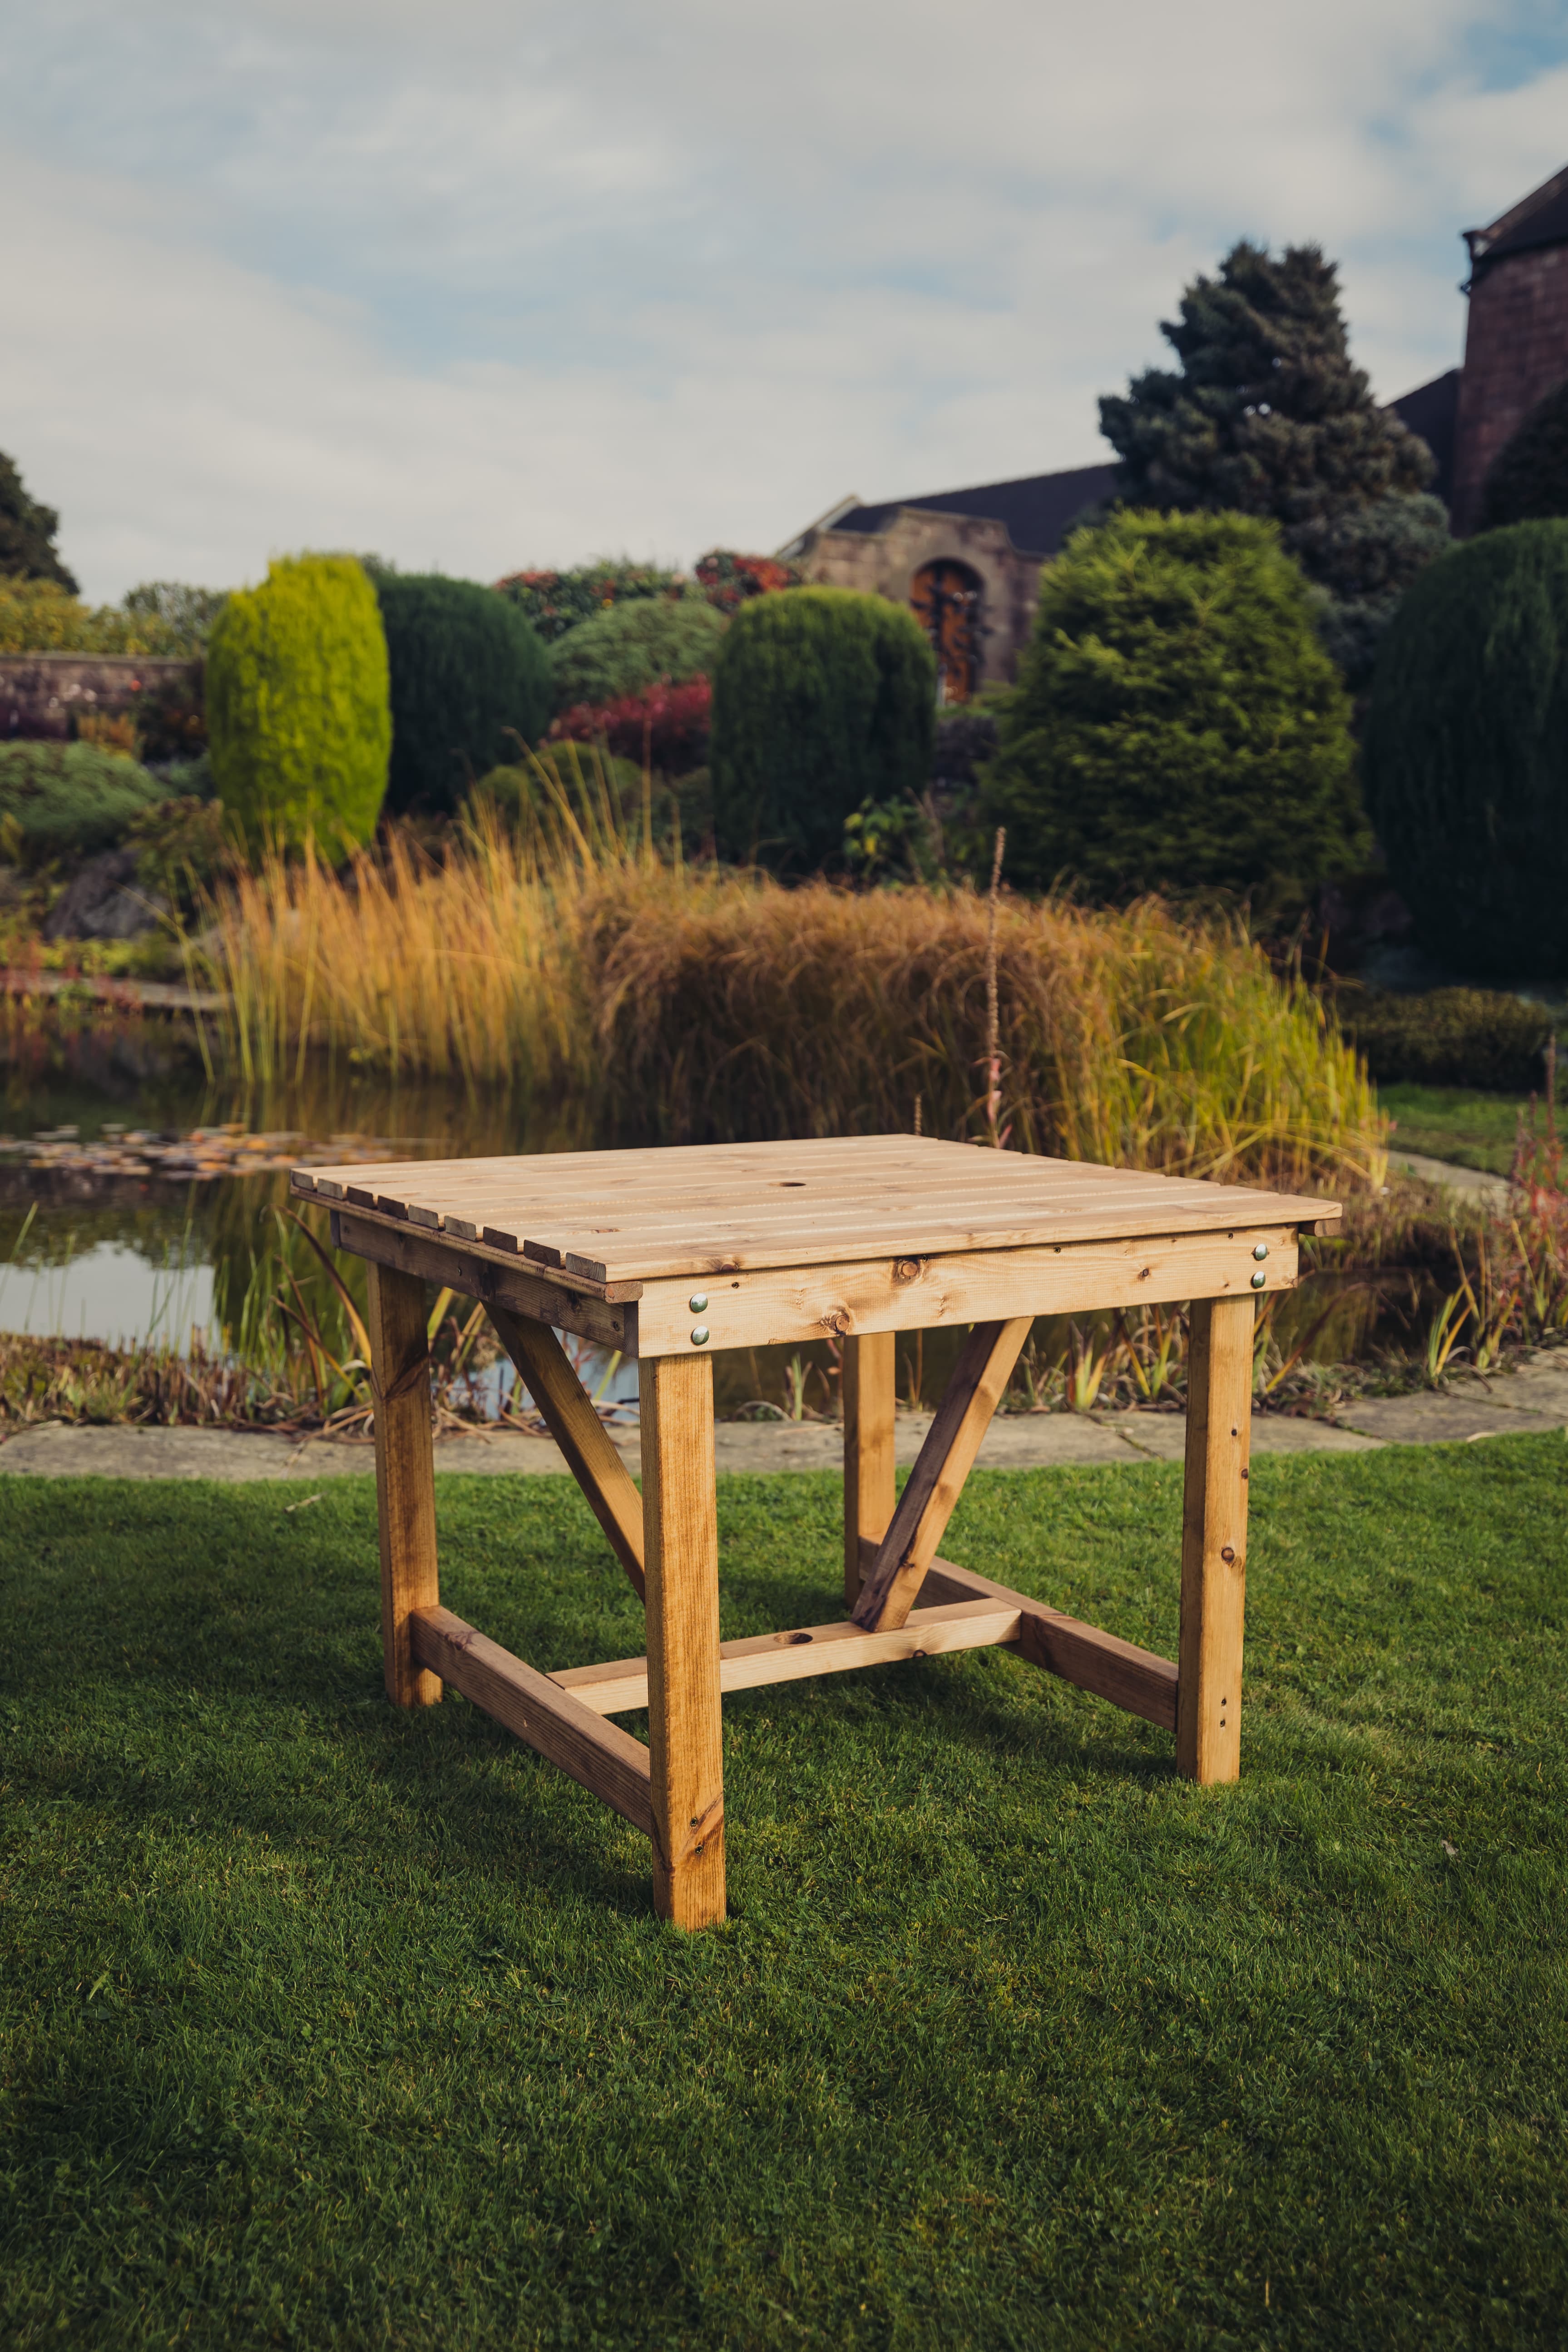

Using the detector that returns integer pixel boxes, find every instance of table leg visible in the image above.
[643,1354,726,1928]
[367,1261,441,1710]
[842,1330,896,1608]
[1177,1294,1253,1783]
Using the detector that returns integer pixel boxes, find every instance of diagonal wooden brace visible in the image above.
[852,1315,1033,1632]
[487,1304,646,1601]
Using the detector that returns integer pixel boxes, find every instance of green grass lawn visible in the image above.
[1380,1081,1554,1176]
[2,1446,1566,2349]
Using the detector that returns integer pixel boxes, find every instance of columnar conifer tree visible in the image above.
[1099,243,1449,681]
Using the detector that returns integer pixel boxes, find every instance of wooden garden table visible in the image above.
[292,1137,1339,1931]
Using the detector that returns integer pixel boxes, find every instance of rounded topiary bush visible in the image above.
[1363,521,1568,979]
[709,588,937,872]
[982,509,1362,899]
[375,573,551,817]
[207,554,390,852]
[549,596,725,711]
[0,741,168,865]
[1480,380,1568,530]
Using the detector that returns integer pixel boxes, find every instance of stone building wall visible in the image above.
[796,509,1041,688]
[0,654,201,742]
[1452,242,1568,534]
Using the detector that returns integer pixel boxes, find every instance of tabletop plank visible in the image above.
[295,1136,1339,1285]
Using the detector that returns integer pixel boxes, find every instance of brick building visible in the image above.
[1449,164,1568,532]
[785,163,1568,696]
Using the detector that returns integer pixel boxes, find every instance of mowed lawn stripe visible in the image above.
[1,1442,1564,2349]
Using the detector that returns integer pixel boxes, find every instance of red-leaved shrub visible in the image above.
[550,675,712,772]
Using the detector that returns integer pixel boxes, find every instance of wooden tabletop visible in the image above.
[293,1136,1338,1292]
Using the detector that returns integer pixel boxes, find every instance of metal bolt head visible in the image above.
[688,1291,708,1313]
[690,1324,710,1346]
[1252,1242,1269,1261]
[1250,1270,1267,1290]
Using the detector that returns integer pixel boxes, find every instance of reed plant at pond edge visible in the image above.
[192,807,1385,1192]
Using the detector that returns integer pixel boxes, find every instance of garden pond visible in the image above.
[0,1014,1448,1428]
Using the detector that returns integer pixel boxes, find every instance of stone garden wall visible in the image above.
[0,654,201,741]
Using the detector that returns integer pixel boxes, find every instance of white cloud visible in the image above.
[2,0,1564,599]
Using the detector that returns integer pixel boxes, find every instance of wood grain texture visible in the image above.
[551,1597,1021,1715]
[913,1553,1179,1731]
[852,1317,1033,1633]
[329,1208,633,1352]
[409,1607,653,1836]
[366,1260,441,1709]
[296,1135,1338,1288]
[1177,1295,1254,1783]
[487,1305,646,1600]
[842,1329,896,1607]
[642,1354,726,1929]
[621,1228,1299,1355]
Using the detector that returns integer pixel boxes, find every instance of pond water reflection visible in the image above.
[1,1042,1417,1418]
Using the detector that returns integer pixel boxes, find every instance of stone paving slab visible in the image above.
[1108,1413,1382,1461]
[1390,1150,1509,1202]
[1332,1394,1567,1445]
[3,1358,1563,1482]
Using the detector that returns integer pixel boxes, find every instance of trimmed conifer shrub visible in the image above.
[207,555,390,853]
[549,597,726,712]
[709,588,936,872]
[1480,378,1568,530]
[375,574,551,816]
[0,741,167,865]
[1362,521,1568,979]
[982,509,1362,899]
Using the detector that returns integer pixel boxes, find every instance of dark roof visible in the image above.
[1466,165,1568,279]
[831,460,1117,558]
[1388,368,1460,506]
[824,373,1460,550]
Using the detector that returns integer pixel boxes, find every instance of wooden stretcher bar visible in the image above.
[409,1606,654,1838]
[912,1553,1179,1733]
[550,1596,1024,1716]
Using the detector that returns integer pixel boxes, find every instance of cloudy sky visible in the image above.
[4,0,1567,602]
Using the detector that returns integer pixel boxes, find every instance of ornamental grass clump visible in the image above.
[195,805,1383,1192]
[582,873,1382,1188]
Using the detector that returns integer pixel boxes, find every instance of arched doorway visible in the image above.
[910,559,983,702]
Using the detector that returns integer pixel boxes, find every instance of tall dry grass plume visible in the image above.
[192,756,1385,1193]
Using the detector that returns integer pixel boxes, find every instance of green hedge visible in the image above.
[0,741,168,866]
[1339,987,1557,1093]
[376,574,551,818]
[1363,522,1568,978]
[983,509,1363,899]
[709,588,936,873]
[207,555,390,853]
[549,598,726,711]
